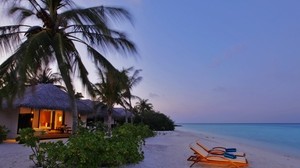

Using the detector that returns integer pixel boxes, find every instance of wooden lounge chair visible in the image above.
[196,140,246,157]
[187,143,248,167]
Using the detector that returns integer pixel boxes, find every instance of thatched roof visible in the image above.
[2,84,134,118]
[7,84,93,114]
[94,107,134,119]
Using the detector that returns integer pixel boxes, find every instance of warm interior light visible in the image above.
[59,116,62,122]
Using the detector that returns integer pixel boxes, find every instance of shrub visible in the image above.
[62,123,155,167]
[135,111,175,131]
[63,129,107,168]
[38,141,66,168]
[110,124,155,165]
[17,128,44,166]
[114,123,155,140]
[0,125,9,143]
[18,124,154,168]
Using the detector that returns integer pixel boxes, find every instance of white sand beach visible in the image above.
[1,130,300,168]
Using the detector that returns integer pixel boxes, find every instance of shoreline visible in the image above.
[125,129,300,168]
[178,123,300,159]
[177,125,300,160]
[1,129,300,168]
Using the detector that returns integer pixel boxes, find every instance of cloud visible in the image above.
[149,92,159,98]
[211,44,246,67]
[212,86,227,92]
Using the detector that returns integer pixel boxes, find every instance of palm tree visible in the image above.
[0,71,19,107]
[135,99,153,112]
[74,92,84,99]
[0,0,136,133]
[92,68,124,136]
[27,67,63,85]
[119,67,142,123]
[134,99,154,123]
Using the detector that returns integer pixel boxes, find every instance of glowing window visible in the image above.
[40,110,52,128]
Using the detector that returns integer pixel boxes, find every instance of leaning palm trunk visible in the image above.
[126,98,133,123]
[70,97,78,134]
[125,99,131,123]
[107,108,113,137]
[125,112,128,123]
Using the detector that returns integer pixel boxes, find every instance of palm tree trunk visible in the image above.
[70,95,78,134]
[125,98,133,123]
[125,110,128,123]
[107,108,113,137]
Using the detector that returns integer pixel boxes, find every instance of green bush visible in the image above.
[113,123,155,140]
[63,130,107,168]
[110,124,155,165]
[38,141,66,168]
[18,124,154,168]
[62,124,155,167]
[17,128,45,166]
[0,125,9,143]
[135,111,175,131]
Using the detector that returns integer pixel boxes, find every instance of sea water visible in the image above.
[177,123,300,158]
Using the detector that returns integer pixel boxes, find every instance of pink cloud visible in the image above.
[211,44,246,67]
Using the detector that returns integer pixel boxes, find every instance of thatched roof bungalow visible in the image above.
[14,84,93,114]
[97,107,133,119]
[87,106,134,125]
[0,84,93,139]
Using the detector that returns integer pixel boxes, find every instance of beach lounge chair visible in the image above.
[196,140,245,157]
[187,143,248,167]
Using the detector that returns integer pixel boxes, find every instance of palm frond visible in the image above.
[68,26,136,55]
[85,44,116,71]
[130,72,143,87]
[0,70,20,106]
[73,51,95,98]
[9,6,35,24]
[0,55,18,77]
[52,33,73,95]
[17,30,54,81]
[0,25,28,55]
[60,5,132,27]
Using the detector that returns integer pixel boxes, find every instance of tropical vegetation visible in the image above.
[27,67,62,86]
[0,125,9,143]
[18,124,154,167]
[134,99,175,131]
[119,67,143,122]
[92,66,142,135]
[0,0,136,133]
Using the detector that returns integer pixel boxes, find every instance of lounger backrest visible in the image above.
[196,140,210,152]
[190,143,209,157]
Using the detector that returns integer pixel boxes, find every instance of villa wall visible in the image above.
[80,115,87,126]
[64,110,72,128]
[0,108,19,139]
[64,112,88,128]
[1,107,89,139]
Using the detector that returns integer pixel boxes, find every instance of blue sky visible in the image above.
[1,0,300,123]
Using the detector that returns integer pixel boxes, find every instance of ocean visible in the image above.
[177,123,300,158]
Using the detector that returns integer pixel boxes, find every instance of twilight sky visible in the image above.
[1,0,300,123]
